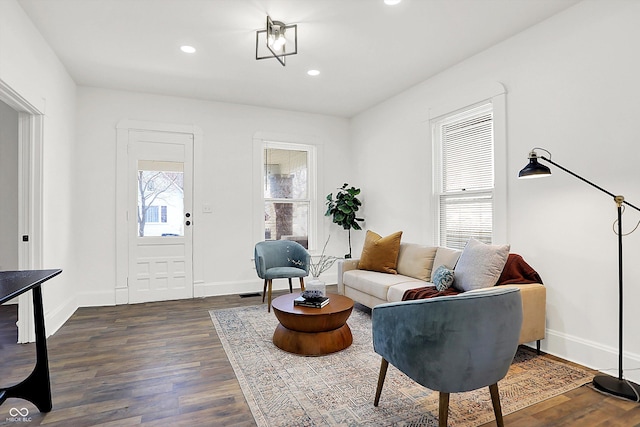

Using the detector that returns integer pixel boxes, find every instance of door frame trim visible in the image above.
[115,120,202,304]
[0,78,44,342]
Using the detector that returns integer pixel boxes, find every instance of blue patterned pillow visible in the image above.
[432,265,455,291]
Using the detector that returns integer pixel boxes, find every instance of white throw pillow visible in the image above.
[453,238,510,292]
[430,247,462,282]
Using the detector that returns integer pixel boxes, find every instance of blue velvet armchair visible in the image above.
[372,287,523,427]
[254,240,310,312]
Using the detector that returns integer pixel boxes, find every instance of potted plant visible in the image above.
[325,183,364,258]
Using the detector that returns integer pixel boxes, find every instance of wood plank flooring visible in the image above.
[1,289,638,426]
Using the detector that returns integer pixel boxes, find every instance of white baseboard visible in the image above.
[115,287,128,305]
[77,289,117,307]
[194,273,339,298]
[543,328,640,384]
[45,296,77,338]
[195,279,275,297]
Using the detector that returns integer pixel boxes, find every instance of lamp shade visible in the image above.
[518,155,551,179]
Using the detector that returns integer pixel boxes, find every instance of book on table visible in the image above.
[294,295,330,308]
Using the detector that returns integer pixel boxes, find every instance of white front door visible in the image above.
[128,130,193,303]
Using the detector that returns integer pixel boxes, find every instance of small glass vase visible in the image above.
[304,277,326,298]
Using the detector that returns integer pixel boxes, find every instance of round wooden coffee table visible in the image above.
[271,293,354,356]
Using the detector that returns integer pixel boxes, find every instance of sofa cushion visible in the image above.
[430,247,462,281]
[432,265,455,291]
[343,269,421,301]
[396,244,437,281]
[387,282,434,302]
[358,230,403,274]
[453,238,510,292]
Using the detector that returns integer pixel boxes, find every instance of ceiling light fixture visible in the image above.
[256,16,297,66]
[307,69,320,76]
[384,0,402,5]
[180,45,196,53]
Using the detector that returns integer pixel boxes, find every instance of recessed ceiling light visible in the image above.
[180,45,196,54]
[307,69,320,76]
[384,0,401,5]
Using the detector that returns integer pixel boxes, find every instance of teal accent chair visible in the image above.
[254,240,310,312]
[372,287,522,427]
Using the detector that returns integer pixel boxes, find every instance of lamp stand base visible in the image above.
[593,375,640,402]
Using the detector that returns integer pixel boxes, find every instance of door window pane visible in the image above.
[137,160,184,237]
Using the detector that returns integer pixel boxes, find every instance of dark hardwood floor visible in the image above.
[1,288,639,426]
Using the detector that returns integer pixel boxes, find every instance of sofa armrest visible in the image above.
[337,258,360,295]
[499,283,546,344]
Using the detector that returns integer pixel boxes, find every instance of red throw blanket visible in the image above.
[402,253,542,301]
[402,286,460,301]
[497,253,543,286]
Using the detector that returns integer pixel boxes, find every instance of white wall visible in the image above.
[351,0,640,382]
[0,0,77,334]
[0,100,19,272]
[75,86,351,304]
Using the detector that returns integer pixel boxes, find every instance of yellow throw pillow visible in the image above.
[358,230,403,274]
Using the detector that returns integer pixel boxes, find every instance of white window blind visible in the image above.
[436,104,494,249]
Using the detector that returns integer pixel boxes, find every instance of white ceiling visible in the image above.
[18,0,580,118]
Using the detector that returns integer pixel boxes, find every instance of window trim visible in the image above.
[253,137,318,251]
[431,86,507,247]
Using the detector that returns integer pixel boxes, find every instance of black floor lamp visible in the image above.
[519,147,640,402]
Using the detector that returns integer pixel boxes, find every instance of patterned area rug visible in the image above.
[210,305,591,427]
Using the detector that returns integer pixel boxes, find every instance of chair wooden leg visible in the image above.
[299,277,305,291]
[489,383,504,427]
[288,278,293,293]
[439,392,450,427]
[262,280,267,303]
[267,279,273,313]
[374,357,389,406]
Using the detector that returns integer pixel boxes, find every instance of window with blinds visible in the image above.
[435,103,494,249]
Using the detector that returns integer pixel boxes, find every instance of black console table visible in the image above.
[0,269,62,412]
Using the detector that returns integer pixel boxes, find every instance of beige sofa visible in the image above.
[337,242,546,349]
